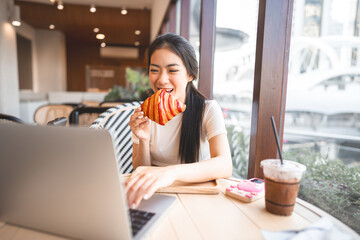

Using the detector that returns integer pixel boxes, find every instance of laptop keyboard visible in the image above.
[129,208,156,237]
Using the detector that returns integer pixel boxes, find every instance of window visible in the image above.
[213,0,259,178]
[189,0,201,63]
[284,0,360,233]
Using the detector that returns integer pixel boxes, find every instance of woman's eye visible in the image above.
[169,69,179,73]
[150,69,158,73]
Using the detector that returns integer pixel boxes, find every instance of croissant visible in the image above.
[141,89,186,125]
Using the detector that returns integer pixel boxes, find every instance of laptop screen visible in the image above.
[0,123,133,239]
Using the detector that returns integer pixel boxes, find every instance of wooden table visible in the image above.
[0,178,359,240]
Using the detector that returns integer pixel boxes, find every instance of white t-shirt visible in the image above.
[132,100,227,166]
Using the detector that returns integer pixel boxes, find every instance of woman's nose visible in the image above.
[157,71,169,84]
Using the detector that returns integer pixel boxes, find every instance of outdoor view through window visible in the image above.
[212,0,360,233]
[213,0,258,179]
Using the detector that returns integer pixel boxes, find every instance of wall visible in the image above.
[151,0,171,41]
[0,0,20,117]
[35,29,67,92]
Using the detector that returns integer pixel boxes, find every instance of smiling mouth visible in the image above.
[158,88,173,94]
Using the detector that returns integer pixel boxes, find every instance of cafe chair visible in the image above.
[0,113,25,124]
[34,104,74,126]
[68,107,111,127]
[90,102,142,174]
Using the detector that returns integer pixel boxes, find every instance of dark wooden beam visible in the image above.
[180,0,190,40]
[248,0,294,178]
[198,0,216,100]
[160,21,168,35]
[168,2,177,33]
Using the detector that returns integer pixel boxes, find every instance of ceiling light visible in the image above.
[49,24,55,29]
[101,42,106,48]
[57,1,64,10]
[11,5,21,27]
[93,27,99,33]
[96,34,105,40]
[121,7,127,15]
[134,30,141,35]
[90,4,96,13]
[50,0,55,3]
[12,21,21,27]
[134,41,140,46]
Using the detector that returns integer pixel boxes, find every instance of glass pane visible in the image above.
[214,0,259,178]
[189,0,201,55]
[285,0,360,233]
[176,0,181,35]
[188,0,201,88]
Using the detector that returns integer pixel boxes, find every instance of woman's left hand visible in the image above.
[125,166,176,208]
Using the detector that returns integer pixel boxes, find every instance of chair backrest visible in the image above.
[90,102,141,174]
[81,100,99,107]
[0,113,25,124]
[69,107,111,127]
[99,102,126,107]
[99,99,134,107]
[34,104,74,125]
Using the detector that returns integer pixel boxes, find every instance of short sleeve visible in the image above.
[203,100,227,140]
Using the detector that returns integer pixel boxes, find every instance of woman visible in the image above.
[126,33,232,208]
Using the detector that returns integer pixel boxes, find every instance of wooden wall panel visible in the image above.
[66,40,147,91]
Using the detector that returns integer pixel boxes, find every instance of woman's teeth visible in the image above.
[158,88,173,93]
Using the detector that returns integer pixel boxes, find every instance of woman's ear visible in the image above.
[187,75,194,82]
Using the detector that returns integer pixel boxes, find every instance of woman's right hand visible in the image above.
[129,108,150,141]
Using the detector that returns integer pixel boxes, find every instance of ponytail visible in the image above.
[179,82,206,163]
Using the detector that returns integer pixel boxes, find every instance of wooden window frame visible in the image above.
[158,1,177,35]
[180,0,191,40]
[248,0,294,178]
[197,0,216,99]
[168,2,177,33]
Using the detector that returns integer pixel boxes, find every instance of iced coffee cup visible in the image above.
[260,159,306,216]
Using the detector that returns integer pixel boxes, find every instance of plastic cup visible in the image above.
[260,159,306,216]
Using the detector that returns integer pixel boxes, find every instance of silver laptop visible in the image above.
[0,123,176,240]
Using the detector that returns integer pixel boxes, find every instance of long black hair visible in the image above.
[148,33,206,163]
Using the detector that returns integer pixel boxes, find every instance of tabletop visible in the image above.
[0,178,358,240]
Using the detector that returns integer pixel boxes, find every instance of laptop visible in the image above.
[0,123,176,240]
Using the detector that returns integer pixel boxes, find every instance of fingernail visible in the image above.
[131,203,136,209]
[144,194,149,200]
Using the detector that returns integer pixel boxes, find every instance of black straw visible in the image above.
[271,116,284,165]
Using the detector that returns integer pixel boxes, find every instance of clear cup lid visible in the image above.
[261,159,306,172]
[261,159,306,181]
